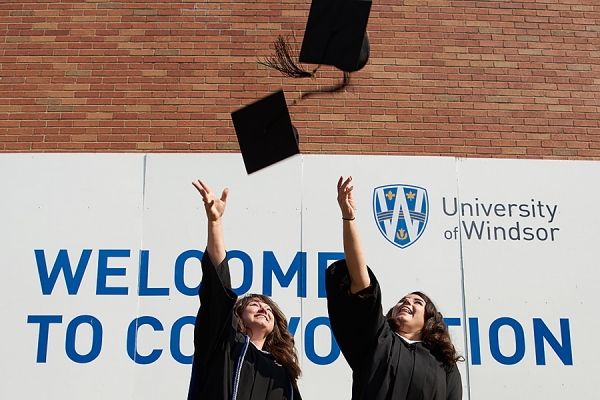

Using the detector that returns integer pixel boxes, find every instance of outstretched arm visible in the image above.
[337,176,370,293]
[192,179,229,267]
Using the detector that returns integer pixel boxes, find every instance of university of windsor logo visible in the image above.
[373,184,429,249]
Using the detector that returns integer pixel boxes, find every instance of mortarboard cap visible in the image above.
[231,90,300,174]
[299,0,372,72]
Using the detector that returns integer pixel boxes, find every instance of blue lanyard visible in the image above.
[231,335,250,400]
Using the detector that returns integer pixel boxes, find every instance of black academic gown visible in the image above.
[187,251,302,400]
[326,259,462,400]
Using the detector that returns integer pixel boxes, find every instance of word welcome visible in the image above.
[34,249,345,298]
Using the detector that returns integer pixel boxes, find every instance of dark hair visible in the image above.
[233,294,301,387]
[386,291,463,367]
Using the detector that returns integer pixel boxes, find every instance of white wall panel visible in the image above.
[1,153,596,399]
[0,154,145,399]
[456,158,600,399]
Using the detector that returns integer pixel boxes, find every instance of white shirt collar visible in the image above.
[394,331,421,344]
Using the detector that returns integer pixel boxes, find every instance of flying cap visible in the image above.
[231,90,300,174]
[299,0,372,72]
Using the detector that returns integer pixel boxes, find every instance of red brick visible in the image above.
[0,1,595,159]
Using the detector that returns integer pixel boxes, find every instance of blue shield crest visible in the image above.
[372,184,429,249]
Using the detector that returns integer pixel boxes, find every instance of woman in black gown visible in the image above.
[326,176,463,400]
[187,179,302,400]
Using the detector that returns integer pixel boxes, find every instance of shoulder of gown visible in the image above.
[325,259,391,369]
[444,363,462,400]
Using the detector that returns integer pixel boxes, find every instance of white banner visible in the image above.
[1,154,597,399]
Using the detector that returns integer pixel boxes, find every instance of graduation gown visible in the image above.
[326,259,462,400]
[187,251,302,400]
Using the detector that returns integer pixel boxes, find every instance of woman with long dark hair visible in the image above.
[187,179,302,400]
[326,176,463,400]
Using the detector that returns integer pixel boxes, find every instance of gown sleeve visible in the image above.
[325,259,389,370]
[293,384,302,400]
[445,365,462,400]
[193,250,238,374]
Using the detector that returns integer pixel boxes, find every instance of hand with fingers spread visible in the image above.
[192,179,229,222]
[337,175,356,219]
[335,175,368,292]
[191,179,228,266]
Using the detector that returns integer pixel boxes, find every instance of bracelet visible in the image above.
[342,217,355,221]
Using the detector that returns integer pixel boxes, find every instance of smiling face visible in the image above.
[240,297,275,336]
[390,293,427,335]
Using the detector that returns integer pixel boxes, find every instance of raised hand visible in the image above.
[192,179,229,222]
[337,176,356,219]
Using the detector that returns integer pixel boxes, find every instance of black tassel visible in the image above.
[259,36,314,78]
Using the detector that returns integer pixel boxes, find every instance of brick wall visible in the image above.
[1,0,599,158]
